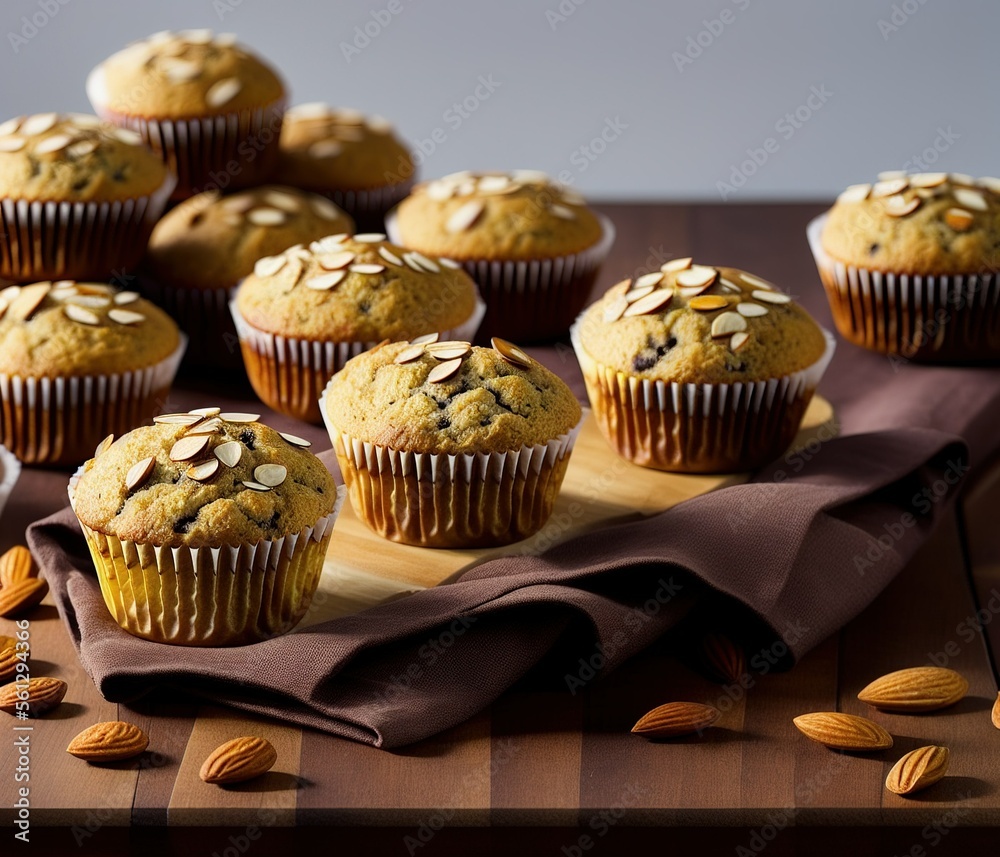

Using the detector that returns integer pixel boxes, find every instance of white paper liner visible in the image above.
[807,213,1000,360]
[0,335,186,466]
[320,375,582,547]
[0,444,21,522]
[229,293,487,424]
[386,212,616,342]
[68,482,345,646]
[0,174,176,282]
[87,68,286,200]
[571,319,835,473]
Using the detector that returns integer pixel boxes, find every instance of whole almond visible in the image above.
[886,745,949,795]
[0,637,21,683]
[67,721,149,762]
[0,578,48,617]
[792,712,893,751]
[0,676,67,716]
[858,667,968,712]
[700,632,746,684]
[631,701,721,738]
[992,692,1000,730]
[0,546,36,586]
[200,736,277,784]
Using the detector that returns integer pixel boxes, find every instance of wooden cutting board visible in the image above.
[310,396,835,625]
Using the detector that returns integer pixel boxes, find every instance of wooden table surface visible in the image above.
[1,203,999,854]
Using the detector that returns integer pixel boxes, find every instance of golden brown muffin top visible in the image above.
[576,260,828,384]
[275,103,413,192]
[86,30,285,118]
[821,172,1000,275]
[324,338,581,455]
[144,186,353,291]
[393,170,604,261]
[0,281,180,377]
[234,232,478,341]
[70,411,336,548]
[0,113,169,202]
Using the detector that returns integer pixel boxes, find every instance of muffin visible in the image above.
[572,260,834,473]
[0,112,174,282]
[86,30,286,200]
[0,280,185,465]
[809,172,1000,361]
[231,232,484,423]
[274,103,414,232]
[142,185,353,368]
[388,170,614,343]
[68,411,343,645]
[322,338,582,547]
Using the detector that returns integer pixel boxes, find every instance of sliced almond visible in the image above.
[186,459,220,482]
[0,137,25,153]
[154,413,201,426]
[279,432,311,448]
[426,340,472,360]
[190,407,222,418]
[108,309,144,325]
[253,464,286,487]
[410,333,440,346]
[549,204,576,220]
[311,197,343,220]
[491,337,532,368]
[676,265,717,289]
[944,208,975,232]
[379,246,403,266]
[241,480,270,492]
[263,191,301,212]
[954,187,988,211]
[730,331,750,352]
[219,412,259,423]
[94,434,115,458]
[623,288,673,317]
[205,77,242,108]
[253,255,286,278]
[661,257,693,274]
[247,207,286,226]
[309,140,343,159]
[837,183,871,203]
[737,302,768,318]
[305,271,346,291]
[65,294,111,309]
[64,304,100,326]
[112,128,143,146]
[214,441,242,468]
[950,172,977,186]
[394,344,426,364]
[353,233,386,243]
[187,418,223,435]
[884,194,921,217]
[688,295,728,311]
[35,134,73,155]
[350,263,385,275]
[886,746,949,796]
[445,200,484,233]
[751,289,791,305]
[114,291,140,305]
[427,357,463,383]
[19,113,58,136]
[909,172,948,189]
[872,178,908,198]
[125,456,156,492]
[9,283,51,321]
[407,252,440,273]
[317,251,355,270]
[603,295,629,323]
[169,435,210,462]
[634,272,664,289]
[624,285,655,304]
[710,312,747,338]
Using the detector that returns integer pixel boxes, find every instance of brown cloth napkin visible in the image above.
[29,340,1000,747]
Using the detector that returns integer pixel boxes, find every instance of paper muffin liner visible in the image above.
[88,95,286,201]
[0,444,21,522]
[322,180,414,233]
[68,481,345,646]
[320,379,583,548]
[807,214,1000,361]
[0,336,186,467]
[137,274,243,370]
[386,212,616,344]
[571,321,835,473]
[0,175,176,282]
[229,294,487,424]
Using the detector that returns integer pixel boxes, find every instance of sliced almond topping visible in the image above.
[279,432,311,448]
[253,464,287,487]
[718,278,742,294]
[427,357,463,383]
[837,183,872,203]
[112,128,143,146]
[730,331,751,352]
[0,118,20,137]
[35,134,72,154]
[689,295,728,311]
[169,435,210,462]
[378,246,403,266]
[66,139,98,158]
[253,255,286,278]
[410,332,440,346]
[126,456,156,492]
[187,459,220,482]
[405,252,439,273]
[353,233,386,243]
[676,265,717,289]
[350,263,385,275]
[740,272,776,291]
[114,291,140,305]
[94,434,115,457]
[634,272,664,289]
[9,283,51,321]
[711,311,747,338]
[549,204,576,220]
[247,207,286,226]
[394,344,427,364]
[214,441,242,468]
[950,172,976,187]
[190,407,221,417]
[877,170,907,181]
[0,137,26,153]
[309,139,343,159]
[241,480,270,492]
[603,295,629,323]
[872,178,908,197]
[263,190,301,212]
[218,412,259,423]
[623,288,674,317]
[944,207,975,232]
[154,413,202,426]
[752,289,791,305]
[909,172,948,189]
[64,304,100,326]
[305,271,346,291]
[624,285,655,304]
[954,187,988,211]
[978,177,1000,195]
[20,113,58,137]
[884,194,921,217]
[163,60,201,83]
[445,200,484,233]
[661,257,693,274]
[310,197,342,221]
[187,418,224,435]
[438,257,461,270]
[205,77,242,108]
[426,181,455,201]
[737,302,768,318]
[477,175,511,194]
[425,341,471,360]
[317,251,354,270]
[288,101,334,119]
[108,309,144,325]
[491,337,532,368]
[65,294,111,309]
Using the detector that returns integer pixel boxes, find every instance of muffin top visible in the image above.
[70,411,336,548]
[0,113,169,202]
[86,29,285,118]
[576,260,827,384]
[394,170,604,261]
[822,172,1000,275]
[235,232,479,341]
[144,186,354,291]
[325,337,581,455]
[275,103,413,192]
[0,281,180,377]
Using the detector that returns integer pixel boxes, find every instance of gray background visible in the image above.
[0,0,993,200]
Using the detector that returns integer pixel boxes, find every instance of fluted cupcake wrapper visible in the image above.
[320,376,582,548]
[229,295,487,424]
[807,214,1000,362]
[321,180,414,232]
[0,174,175,282]
[67,488,344,646]
[0,335,186,467]
[571,321,835,473]
[385,212,616,344]
[0,443,20,521]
